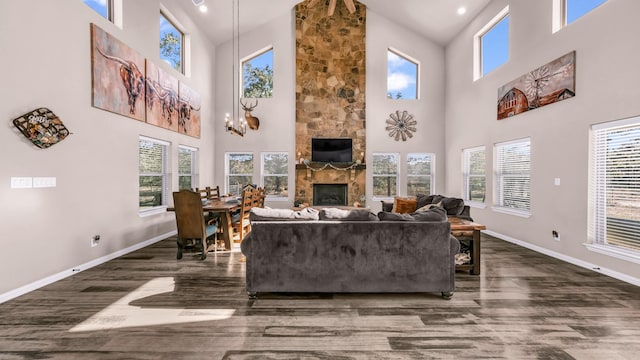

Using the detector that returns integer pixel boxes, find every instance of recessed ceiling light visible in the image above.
[199,4,208,13]
[457,6,467,15]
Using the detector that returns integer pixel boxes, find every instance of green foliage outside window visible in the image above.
[243,49,273,98]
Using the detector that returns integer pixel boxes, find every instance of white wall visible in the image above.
[445,0,640,281]
[366,11,446,211]
[0,0,216,296]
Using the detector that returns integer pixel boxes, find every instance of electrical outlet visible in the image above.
[91,235,100,247]
[552,230,560,241]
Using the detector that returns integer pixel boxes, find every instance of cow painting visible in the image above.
[145,60,179,132]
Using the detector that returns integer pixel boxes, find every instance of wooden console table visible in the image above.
[449,217,486,275]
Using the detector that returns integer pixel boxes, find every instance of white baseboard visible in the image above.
[484,230,640,287]
[0,231,176,304]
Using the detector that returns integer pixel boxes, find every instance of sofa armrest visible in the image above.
[380,200,393,212]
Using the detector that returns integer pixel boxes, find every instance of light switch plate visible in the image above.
[33,177,56,188]
[11,177,33,189]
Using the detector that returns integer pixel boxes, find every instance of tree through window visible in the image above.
[160,12,183,73]
[243,48,273,98]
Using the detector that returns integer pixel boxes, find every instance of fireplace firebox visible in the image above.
[313,184,348,206]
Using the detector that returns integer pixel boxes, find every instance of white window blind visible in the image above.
[178,145,197,190]
[262,152,288,199]
[139,137,170,212]
[407,153,433,196]
[463,146,486,203]
[592,118,640,253]
[495,138,530,213]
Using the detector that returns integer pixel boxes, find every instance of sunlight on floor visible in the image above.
[69,277,235,332]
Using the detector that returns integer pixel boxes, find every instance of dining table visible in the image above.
[168,197,241,251]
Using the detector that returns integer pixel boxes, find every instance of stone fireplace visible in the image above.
[313,184,348,206]
[295,1,367,207]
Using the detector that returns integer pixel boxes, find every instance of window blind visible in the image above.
[372,153,398,197]
[407,153,434,196]
[592,119,640,252]
[139,137,170,209]
[495,139,530,212]
[463,146,486,203]
[178,146,197,190]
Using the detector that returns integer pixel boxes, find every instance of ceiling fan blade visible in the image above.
[328,0,337,16]
[307,0,321,8]
[343,0,356,14]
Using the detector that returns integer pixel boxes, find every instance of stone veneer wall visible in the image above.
[294,0,366,207]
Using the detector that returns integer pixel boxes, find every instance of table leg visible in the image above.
[219,211,233,250]
[471,229,481,275]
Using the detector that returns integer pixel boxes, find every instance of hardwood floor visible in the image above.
[1,234,639,359]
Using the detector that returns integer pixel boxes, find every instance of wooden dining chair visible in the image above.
[231,188,254,243]
[196,186,221,201]
[255,187,266,208]
[172,189,218,260]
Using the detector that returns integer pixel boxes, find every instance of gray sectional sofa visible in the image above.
[240,207,460,299]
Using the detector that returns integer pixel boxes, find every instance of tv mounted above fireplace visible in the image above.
[311,138,352,163]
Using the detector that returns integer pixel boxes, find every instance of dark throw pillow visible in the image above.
[440,197,465,216]
[410,207,447,222]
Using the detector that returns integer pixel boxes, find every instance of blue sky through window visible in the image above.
[83,0,108,19]
[159,14,182,71]
[387,50,417,100]
[482,15,509,77]
[244,50,273,71]
[567,0,606,24]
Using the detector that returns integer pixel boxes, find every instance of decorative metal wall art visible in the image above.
[385,110,416,141]
[13,108,70,148]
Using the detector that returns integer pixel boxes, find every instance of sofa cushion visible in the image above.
[411,207,447,221]
[250,207,320,221]
[440,197,465,216]
[415,201,442,212]
[416,194,431,209]
[377,212,415,221]
[320,208,378,221]
[392,197,417,213]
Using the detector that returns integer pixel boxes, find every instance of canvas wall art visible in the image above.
[497,51,576,120]
[91,24,146,121]
[145,60,179,132]
[178,82,202,138]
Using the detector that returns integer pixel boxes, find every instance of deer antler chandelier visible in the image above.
[308,0,356,16]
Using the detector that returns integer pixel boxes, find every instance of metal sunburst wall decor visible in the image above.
[385,110,416,141]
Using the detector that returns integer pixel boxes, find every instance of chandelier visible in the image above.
[225,0,246,136]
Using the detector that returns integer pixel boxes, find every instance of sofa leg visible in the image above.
[248,291,257,299]
[441,292,453,300]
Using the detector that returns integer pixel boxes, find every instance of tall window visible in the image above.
[261,152,288,199]
[243,48,274,98]
[372,153,399,198]
[494,138,531,215]
[387,49,418,100]
[84,0,112,21]
[407,153,434,196]
[226,153,253,195]
[474,6,509,80]
[160,12,184,73]
[139,137,170,213]
[178,146,197,190]
[463,146,486,204]
[591,117,640,257]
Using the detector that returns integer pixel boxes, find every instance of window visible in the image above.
[590,117,640,260]
[261,152,288,200]
[494,138,531,215]
[178,146,197,190]
[84,0,112,20]
[387,49,418,100]
[160,12,184,73]
[226,153,253,195]
[407,153,434,196]
[372,153,399,198]
[554,0,607,32]
[139,137,170,214]
[463,146,487,204]
[243,48,274,98]
[474,6,509,80]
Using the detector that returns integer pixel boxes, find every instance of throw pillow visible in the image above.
[410,207,447,222]
[319,208,377,221]
[415,194,431,209]
[392,197,417,213]
[440,197,465,216]
[414,201,443,212]
[249,207,320,221]
[377,211,415,221]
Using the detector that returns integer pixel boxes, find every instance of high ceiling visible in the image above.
[171,0,491,46]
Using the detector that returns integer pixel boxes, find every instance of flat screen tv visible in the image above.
[311,138,352,163]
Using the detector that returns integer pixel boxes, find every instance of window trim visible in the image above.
[260,151,289,201]
[178,145,198,191]
[588,116,640,263]
[138,136,170,217]
[473,5,509,81]
[387,47,420,100]
[462,146,487,208]
[492,137,531,217]
[225,152,254,196]
[372,152,400,200]
[242,46,274,98]
[406,153,434,196]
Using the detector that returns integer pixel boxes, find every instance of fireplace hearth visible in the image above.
[313,184,348,206]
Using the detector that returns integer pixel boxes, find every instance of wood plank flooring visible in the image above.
[1,234,640,359]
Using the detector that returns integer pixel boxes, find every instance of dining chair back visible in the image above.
[196,186,221,201]
[232,188,255,243]
[172,190,218,260]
